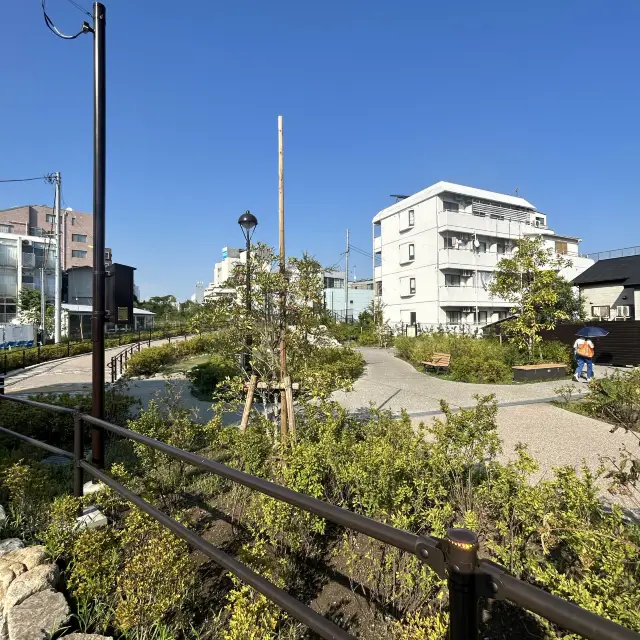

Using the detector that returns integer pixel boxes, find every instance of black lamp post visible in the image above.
[238,211,258,371]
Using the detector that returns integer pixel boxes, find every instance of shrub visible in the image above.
[115,509,194,632]
[357,329,379,346]
[583,368,640,431]
[449,355,512,384]
[187,354,239,399]
[124,334,221,378]
[395,333,572,384]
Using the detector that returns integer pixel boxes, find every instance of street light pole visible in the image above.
[91,2,107,470]
[238,211,258,372]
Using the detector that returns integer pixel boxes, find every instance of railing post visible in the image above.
[0,373,4,395]
[67,341,71,357]
[22,350,25,369]
[445,528,479,640]
[3,353,6,376]
[148,330,151,347]
[73,412,84,498]
[37,344,41,364]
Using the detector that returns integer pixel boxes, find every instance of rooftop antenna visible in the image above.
[514,187,519,196]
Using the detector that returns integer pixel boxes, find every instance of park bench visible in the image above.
[421,352,451,374]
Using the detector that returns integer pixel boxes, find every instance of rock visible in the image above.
[64,635,113,640]
[0,507,6,529]
[3,563,59,613]
[0,570,14,604]
[0,542,22,558]
[7,589,70,640]
[0,546,48,573]
[76,507,107,531]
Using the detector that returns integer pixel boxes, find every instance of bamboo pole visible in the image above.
[278,115,288,443]
[284,375,295,440]
[241,374,257,434]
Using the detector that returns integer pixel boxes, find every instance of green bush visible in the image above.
[124,334,220,377]
[357,329,379,346]
[187,354,239,399]
[328,322,360,343]
[449,355,512,384]
[395,332,572,384]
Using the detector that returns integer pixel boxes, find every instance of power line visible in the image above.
[0,176,50,183]
[65,0,92,17]
[42,0,93,40]
[349,244,372,259]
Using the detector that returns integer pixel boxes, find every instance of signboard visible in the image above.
[222,248,228,259]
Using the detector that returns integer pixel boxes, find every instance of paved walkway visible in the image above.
[5,336,188,395]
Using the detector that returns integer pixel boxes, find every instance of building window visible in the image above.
[409,311,417,325]
[408,210,415,227]
[72,249,87,259]
[0,225,13,234]
[478,311,488,324]
[72,234,87,243]
[555,241,568,254]
[409,278,416,294]
[443,201,459,212]
[71,217,76,226]
[496,243,505,255]
[408,244,415,260]
[444,236,459,249]
[591,305,610,318]
[46,214,55,223]
[445,274,461,287]
[447,311,462,324]
[490,213,505,220]
[477,241,487,253]
[375,281,382,296]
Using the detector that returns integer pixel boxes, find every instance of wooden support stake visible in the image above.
[241,374,257,434]
[284,375,295,440]
[278,115,288,443]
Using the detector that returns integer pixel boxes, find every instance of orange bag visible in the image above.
[577,341,594,358]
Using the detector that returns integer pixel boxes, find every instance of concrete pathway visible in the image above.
[5,336,188,395]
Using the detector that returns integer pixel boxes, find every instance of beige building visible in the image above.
[0,204,93,269]
[572,254,640,321]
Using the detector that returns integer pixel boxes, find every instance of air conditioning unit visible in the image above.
[462,308,473,313]
[461,270,474,277]
[616,305,630,318]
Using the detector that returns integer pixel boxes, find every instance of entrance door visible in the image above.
[409,311,417,325]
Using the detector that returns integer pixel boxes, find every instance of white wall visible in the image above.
[580,283,635,319]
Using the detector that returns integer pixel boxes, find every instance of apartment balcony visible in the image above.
[374,265,382,279]
[374,236,382,252]
[439,248,502,270]
[438,211,526,239]
[439,286,511,306]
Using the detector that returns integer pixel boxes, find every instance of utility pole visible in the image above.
[54,172,62,343]
[91,2,107,470]
[278,115,288,441]
[40,267,46,344]
[344,229,349,323]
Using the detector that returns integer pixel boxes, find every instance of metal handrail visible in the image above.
[0,394,637,640]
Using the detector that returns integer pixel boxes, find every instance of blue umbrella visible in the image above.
[576,326,609,338]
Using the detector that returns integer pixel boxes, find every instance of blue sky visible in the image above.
[1,0,639,300]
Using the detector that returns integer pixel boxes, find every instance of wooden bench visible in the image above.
[421,353,451,373]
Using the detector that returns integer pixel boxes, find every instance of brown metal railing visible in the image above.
[0,394,637,640]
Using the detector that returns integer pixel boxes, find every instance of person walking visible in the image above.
[573,336,595,382]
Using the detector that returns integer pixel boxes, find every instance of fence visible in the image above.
[585,246,640,262]
[107,331,189,382]
[0,395,636,639]
[2,325,187,376]
[538,321,640,367]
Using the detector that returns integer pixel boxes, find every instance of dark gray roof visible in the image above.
[572,255,640,287]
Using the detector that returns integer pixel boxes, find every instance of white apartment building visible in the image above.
[372,181,593,329]
[203,247,247,300]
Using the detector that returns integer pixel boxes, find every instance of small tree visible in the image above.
[489,236,572,361]
[17,288,53,339]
